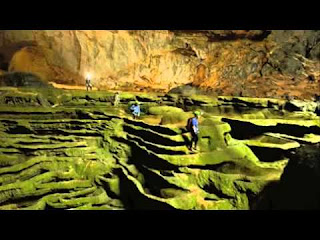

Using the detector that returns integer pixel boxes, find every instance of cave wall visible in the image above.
[0,30,319,99]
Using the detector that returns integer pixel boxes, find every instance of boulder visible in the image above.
[148,106,190,125]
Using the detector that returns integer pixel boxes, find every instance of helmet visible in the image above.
[194,110,201,116]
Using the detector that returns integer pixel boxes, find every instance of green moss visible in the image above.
[147,105,190,125]
[23,187,100,210]
[159,144,259,166]
[148,106,184,115]
[197,121,232,151]
[104,177,121,197]
[0,88,304,210]
[69,203,124,210]
[160,188,188,198]
[46,188,110,209]
[265,133,320,144]
[228,118,320,128]
[160,112,191,125]
[189,94,220,105]
[242,135,300,150]
[124,123,185,145]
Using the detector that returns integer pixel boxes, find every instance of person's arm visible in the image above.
[192,125,198,134]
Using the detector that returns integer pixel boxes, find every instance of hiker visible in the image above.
[130,101,141,119]
[114,92,120,106]
[86,76,93,91]
[315,94,320,115]
[186,111,201,151]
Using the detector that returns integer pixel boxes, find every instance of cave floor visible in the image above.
[0,87,319,210]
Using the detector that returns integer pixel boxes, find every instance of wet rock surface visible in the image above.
[0,87,319,210]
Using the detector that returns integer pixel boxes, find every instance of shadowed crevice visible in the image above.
[123,125,184,147]
[116,168,175,210]
[124,118,178,136]
[222,118,320,139]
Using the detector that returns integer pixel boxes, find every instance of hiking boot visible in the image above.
[188,149,196,154]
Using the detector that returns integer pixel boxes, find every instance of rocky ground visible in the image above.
[0,84,319,210]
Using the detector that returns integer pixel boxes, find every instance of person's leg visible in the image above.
[189,132,195,150]
[193,134,199,150]
[189,138,193,150]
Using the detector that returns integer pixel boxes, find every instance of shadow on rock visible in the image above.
[254,144,320,209]
[0,72,51,88]
[116,168,175,210]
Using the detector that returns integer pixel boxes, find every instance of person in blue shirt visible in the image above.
[130,101,141,119]
[187,111,201,151]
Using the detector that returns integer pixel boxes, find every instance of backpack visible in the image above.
[186,117,193,132]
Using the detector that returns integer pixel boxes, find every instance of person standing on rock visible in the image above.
[114,92,120,106]
[315,94,320,115]
[86,75,93,91]
[187,111,201,152]
[130,101,141,119]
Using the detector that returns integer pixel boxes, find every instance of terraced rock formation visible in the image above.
[0,86,319,210]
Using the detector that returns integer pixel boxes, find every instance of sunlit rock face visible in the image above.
[0,30,319,99]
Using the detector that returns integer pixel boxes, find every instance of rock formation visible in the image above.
[0,30,319,209]
[0,84,319,210]
[0,30,319,99]
[255,143,320,209]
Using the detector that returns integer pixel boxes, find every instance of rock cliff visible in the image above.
[0,30,319,99]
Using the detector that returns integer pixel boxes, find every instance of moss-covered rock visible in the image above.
[148,106,184,115]
[1,87,318,210]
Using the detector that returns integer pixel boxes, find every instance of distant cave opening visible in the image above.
[0,62,8,71]
[0,54,8,71]
[0,40,37,71]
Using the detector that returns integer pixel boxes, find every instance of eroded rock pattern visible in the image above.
[0,85,319,210]
[0,30,319,99]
